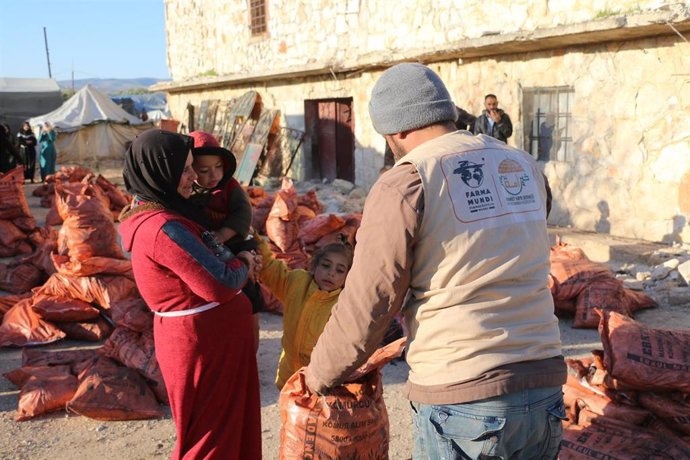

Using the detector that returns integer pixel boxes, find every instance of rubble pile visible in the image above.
[560,309,690,458]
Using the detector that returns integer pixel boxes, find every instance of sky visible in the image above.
[0,0,170,81]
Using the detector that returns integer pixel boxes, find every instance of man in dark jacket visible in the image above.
[473,93,513,143]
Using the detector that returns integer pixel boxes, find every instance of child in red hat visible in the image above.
[188,130,264,350]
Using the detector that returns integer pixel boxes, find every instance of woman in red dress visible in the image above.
[119,129,262,459]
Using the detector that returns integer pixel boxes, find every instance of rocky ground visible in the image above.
[0,172,689,459]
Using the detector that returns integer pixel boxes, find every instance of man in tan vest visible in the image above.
[305,63,566,459]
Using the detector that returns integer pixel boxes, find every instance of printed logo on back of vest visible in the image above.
[441,150,543,225]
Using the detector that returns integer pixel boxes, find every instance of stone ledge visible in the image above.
[153,6,690,93]
[548,226,672,264]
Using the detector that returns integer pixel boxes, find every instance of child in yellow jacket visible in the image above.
[258,236,353,389]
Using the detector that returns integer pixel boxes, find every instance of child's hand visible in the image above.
[238,251,262,281]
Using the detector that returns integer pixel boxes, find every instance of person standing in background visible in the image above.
[473,93,513,143]
[0,123,17,173]
[38,121,57,181]
[17,122,37,182]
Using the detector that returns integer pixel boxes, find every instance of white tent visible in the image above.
[28,84,152,163]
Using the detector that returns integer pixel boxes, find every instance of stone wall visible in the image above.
[162,1,690,243]
[163,0,666,81]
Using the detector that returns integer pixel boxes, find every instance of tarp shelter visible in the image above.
[28,84,151,163]
[0,78,63,135]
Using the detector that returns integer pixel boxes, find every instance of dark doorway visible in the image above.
[304,98,354,182]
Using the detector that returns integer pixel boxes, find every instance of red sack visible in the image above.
[22,348,99,370]
[0,167,31,220]
[57,317,113,342]
[623,288,658,313]
[549,258,612,301]
[66,357,164,421]
[560,420,690,459]
[267,180,300,252]
[0,298,65,347]
[294,205,316,225]
[598,310,690,392]
[298,214,347,245]
[638,392,690,435]
[16,369,77,421]
[573,278,627,328]
[0,263,44,294]
[95,175,130,210]
[279,338,406,460]
[100,327,167,403]
[32,183,54,197]
[31,294,100,322]
[297,189,323,214]
[55,182,124,261]
[51,254,132,277]
[0,293,31,320]
[36,273,138,309]
[55,166,93,183]
[45,201,63,226]
[259,282,284,315]
[0,220,27,247]
[15,237,58,276]
[4,364,72,387]
[109,298,153,332]
[12,216,36,233]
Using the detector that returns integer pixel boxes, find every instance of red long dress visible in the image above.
[119,207,262,459]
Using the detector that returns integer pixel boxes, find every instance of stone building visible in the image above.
[154,0,690,244]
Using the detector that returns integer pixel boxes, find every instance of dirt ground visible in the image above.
[1,174,689,459]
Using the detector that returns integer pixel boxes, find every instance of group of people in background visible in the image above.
[118,62,564,460]
[0,120,58,181]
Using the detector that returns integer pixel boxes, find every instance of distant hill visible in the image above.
[56,78,170,95]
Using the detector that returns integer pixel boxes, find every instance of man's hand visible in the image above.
[489,109,502,123]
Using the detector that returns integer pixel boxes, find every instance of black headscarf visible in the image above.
[123,128,208,225]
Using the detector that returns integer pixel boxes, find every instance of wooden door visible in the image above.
[309,98,354,182]
[335,100,354,182]
[317,101,338,182]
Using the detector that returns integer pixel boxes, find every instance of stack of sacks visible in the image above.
[0,179,137,347]
[560,309,690,458]
[3,347,163,422]
[246,186,275,234]
[0,167,53,294]
[549,239,657,328]
[33,166,131,226]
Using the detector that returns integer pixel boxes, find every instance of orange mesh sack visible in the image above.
[55,182,124,261]
[598,310,690,392]
[279,338,406,460]
[0,263,44,294]
[0,167,31,220]
[66,357,164,421]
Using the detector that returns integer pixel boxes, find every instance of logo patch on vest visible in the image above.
[441,150,542,224]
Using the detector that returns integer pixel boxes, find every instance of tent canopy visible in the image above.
[29,84,147,133]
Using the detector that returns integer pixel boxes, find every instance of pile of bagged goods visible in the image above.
[2,163,689,458]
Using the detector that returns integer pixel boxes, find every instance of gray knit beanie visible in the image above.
[368,63,458,135]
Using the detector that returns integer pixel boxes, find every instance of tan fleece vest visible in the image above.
[399,131,562,387]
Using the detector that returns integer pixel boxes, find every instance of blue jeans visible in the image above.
[410,386,565,460]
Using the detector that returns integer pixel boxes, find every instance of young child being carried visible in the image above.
[188,131,264,349]
[258,235,353,389]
